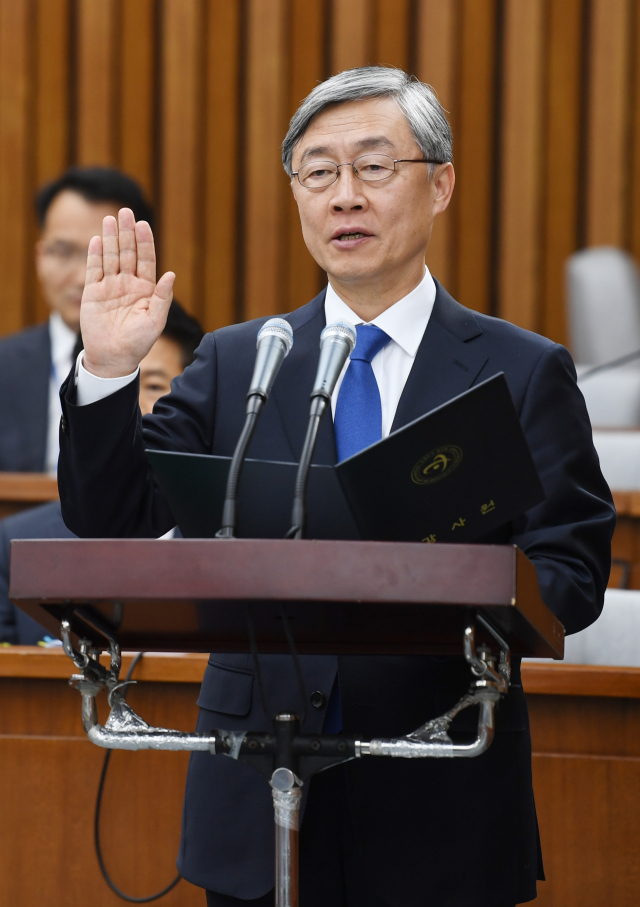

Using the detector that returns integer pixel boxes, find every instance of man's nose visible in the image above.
[330,166,367,210]
[71,257,88,285]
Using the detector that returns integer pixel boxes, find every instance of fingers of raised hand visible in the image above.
[135,220,157,284]
[85,235,104,286]
[102,215,120,276]
[118,208,137,275]
[149,271,176,324]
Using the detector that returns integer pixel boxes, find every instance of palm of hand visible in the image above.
[82,272,162,357]
[80,211,175,378]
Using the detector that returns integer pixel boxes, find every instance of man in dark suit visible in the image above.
[0,301,202,644]
[0,167,152,473]
[57,67,615,906]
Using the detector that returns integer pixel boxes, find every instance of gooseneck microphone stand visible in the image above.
[288,321,356,539]
[216,318,294,538]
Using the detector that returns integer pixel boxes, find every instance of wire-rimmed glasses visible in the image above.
[292,153,443,189]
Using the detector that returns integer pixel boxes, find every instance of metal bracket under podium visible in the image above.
[61,611,511,907]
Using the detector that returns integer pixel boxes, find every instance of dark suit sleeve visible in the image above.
[58,334,218,538]
[510,344,616,634]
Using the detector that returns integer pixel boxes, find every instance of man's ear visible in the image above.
[433,163,455,216]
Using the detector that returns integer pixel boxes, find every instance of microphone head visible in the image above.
[257,317,294,355]
[320,320,357,353]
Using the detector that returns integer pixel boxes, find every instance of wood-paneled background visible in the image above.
[1,0,640,343]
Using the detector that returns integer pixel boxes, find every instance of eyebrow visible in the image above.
[299,135,396,164]
[141,368,170,380]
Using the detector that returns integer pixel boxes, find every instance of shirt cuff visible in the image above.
[75,351,139,407]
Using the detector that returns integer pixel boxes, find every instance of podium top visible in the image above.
[9,539,564,658]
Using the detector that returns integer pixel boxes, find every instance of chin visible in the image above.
[331,262,384,285]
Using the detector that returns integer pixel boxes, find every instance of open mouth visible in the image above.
[335,232,369,241]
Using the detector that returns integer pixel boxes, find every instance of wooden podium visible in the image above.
[8,538,563,658]
[8,538,562,907]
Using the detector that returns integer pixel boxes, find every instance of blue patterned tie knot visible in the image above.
[350,323,391,363]
[334,323,391,464]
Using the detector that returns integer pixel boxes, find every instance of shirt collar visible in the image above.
[49,312,78,367]
[324,267,436,357]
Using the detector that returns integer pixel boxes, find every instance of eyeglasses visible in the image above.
[41,242,88,267]
[292,153,443,189]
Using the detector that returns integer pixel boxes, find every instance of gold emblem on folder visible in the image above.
[411,445,463,485]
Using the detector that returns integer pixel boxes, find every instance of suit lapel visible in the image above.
[391,281,489,431]
[271,291,338,465]
[271,282,489,458]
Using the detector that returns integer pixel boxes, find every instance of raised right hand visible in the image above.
[80,208,176,378]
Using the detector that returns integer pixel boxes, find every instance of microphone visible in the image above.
[247,318,295,404]
[217,318,294,539]
[287,320,356,539]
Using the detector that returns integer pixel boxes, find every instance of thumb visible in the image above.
[149,271,176,321]
[155,270,176,302]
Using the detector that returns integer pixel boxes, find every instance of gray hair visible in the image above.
[282,66,452,176]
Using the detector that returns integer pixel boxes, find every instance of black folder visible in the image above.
[147,373,545,544]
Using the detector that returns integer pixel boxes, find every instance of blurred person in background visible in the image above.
[0,167,153,474]
[0,301,203,645]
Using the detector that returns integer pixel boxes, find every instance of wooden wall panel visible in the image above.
[35,0,70,185]
[119,0,156,200]
[0,673,204,906]
[453,0,496,315]
[158,0,205,319]
[243,0,290,321]
[585,0,632,248]
[373,0,411,71]
[498,0,545,331]
[2,0,640,345]
[32,0,71,326]
[331,0,371,73]
[286,0,326,312]
[203,0,242,330]
[631,1,640,266]
[75,0,119,165]
[415,0,457,293]
[539,0,583,345]
[0,0,34,336]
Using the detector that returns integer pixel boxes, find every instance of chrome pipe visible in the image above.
[79,689,214,752]
[365,700,495,760]
[271,769,302,907]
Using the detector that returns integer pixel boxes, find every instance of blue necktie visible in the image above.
[324,324,391,734]
[334,323,391,462]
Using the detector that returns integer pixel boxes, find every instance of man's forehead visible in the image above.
[294,97,415,163]
[42,190,119,234]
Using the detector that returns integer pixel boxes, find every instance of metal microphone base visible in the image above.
[62,615,510,907]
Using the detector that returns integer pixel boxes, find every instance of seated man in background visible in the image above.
[0,166,153,474]
[0,301,203,644]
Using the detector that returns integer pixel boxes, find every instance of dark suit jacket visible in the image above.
[0,322,52,472]
[0,321,52,472]
[0,501,75,644]
[58,283,615,906]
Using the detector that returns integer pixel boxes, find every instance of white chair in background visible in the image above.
[563,589,640,666]
[591,431,640,490]
[567,246,640,366]
[526,589,640,667]
[567,247,640,428]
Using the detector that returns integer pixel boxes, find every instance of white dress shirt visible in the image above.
[46,313,78,474]
[75,266,437,438]
[325,267,436,437]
